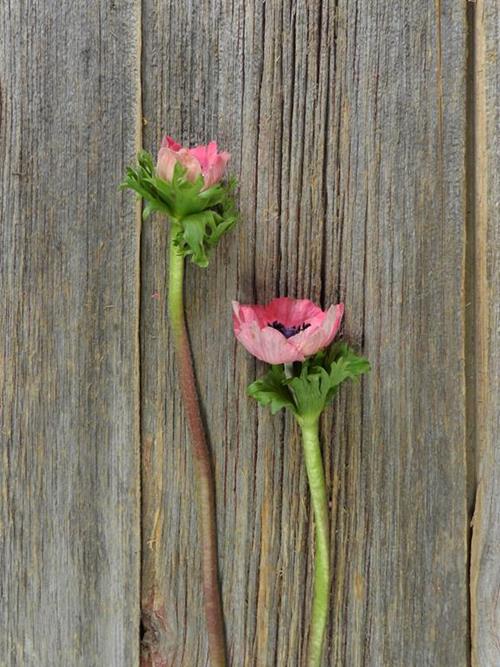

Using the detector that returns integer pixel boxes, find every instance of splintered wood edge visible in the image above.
[470,0,500,665]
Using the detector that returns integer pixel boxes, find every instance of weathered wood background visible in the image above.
[1,1,498,666]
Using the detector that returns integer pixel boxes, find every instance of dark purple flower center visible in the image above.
[268,320,311,339]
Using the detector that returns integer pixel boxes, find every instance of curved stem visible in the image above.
[168,231,227,667]
[299,417,330,667]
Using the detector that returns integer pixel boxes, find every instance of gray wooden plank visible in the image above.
[0,2,141,665]
[470,0,500,665]
[324,2,469,665]
[140,1,468,665]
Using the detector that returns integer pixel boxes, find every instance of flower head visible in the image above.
[232,297,344,364]
[157,136,230,189]
[122,141,237,267]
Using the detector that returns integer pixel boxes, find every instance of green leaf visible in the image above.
[178,211,217,267]
[288,367,330,420]
[174,180,238,266]
[328,344,370,380]
[247,366,296,415]
[145,175,176,209]
[322,344,371,406]
[247,343,370,420]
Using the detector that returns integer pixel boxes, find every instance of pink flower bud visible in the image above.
[232,297,344,365]
[156,136,230,189]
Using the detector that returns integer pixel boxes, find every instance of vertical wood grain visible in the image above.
[0,2,142,665]
[470,0,500,664]
[326,1,469,665]
[140,1,469,665]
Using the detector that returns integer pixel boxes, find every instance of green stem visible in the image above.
[299,417,330,667]
[168,230,227,667]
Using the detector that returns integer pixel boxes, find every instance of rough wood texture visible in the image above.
[5,0,498,665]
[140,1,469,665]
[470,0,500,665]
[0,2,141,666]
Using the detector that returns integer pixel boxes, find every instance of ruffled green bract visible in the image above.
[121,150,238,267]
[248,342,370,421]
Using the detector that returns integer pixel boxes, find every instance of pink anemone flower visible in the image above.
[232,297,344,365]
[156,136,230,189]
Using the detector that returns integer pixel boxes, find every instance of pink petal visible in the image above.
[293,303,344,356]
[161,135,182,152]
[156,146,180,182]
[176,149,202,182]
[156,146,203,183]
[189,141,219,169]
[262,297,324,328]
[234,319,304,364]
[187,143,230,187]
[188,145,207,170]
[232,301,267,328]
[206,141,218,158]
[202,153,231,188]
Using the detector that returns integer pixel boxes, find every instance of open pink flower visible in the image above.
[156,136,230,188]
[232,297,344,364]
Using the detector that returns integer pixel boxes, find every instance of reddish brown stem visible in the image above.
[168,233,227,667]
